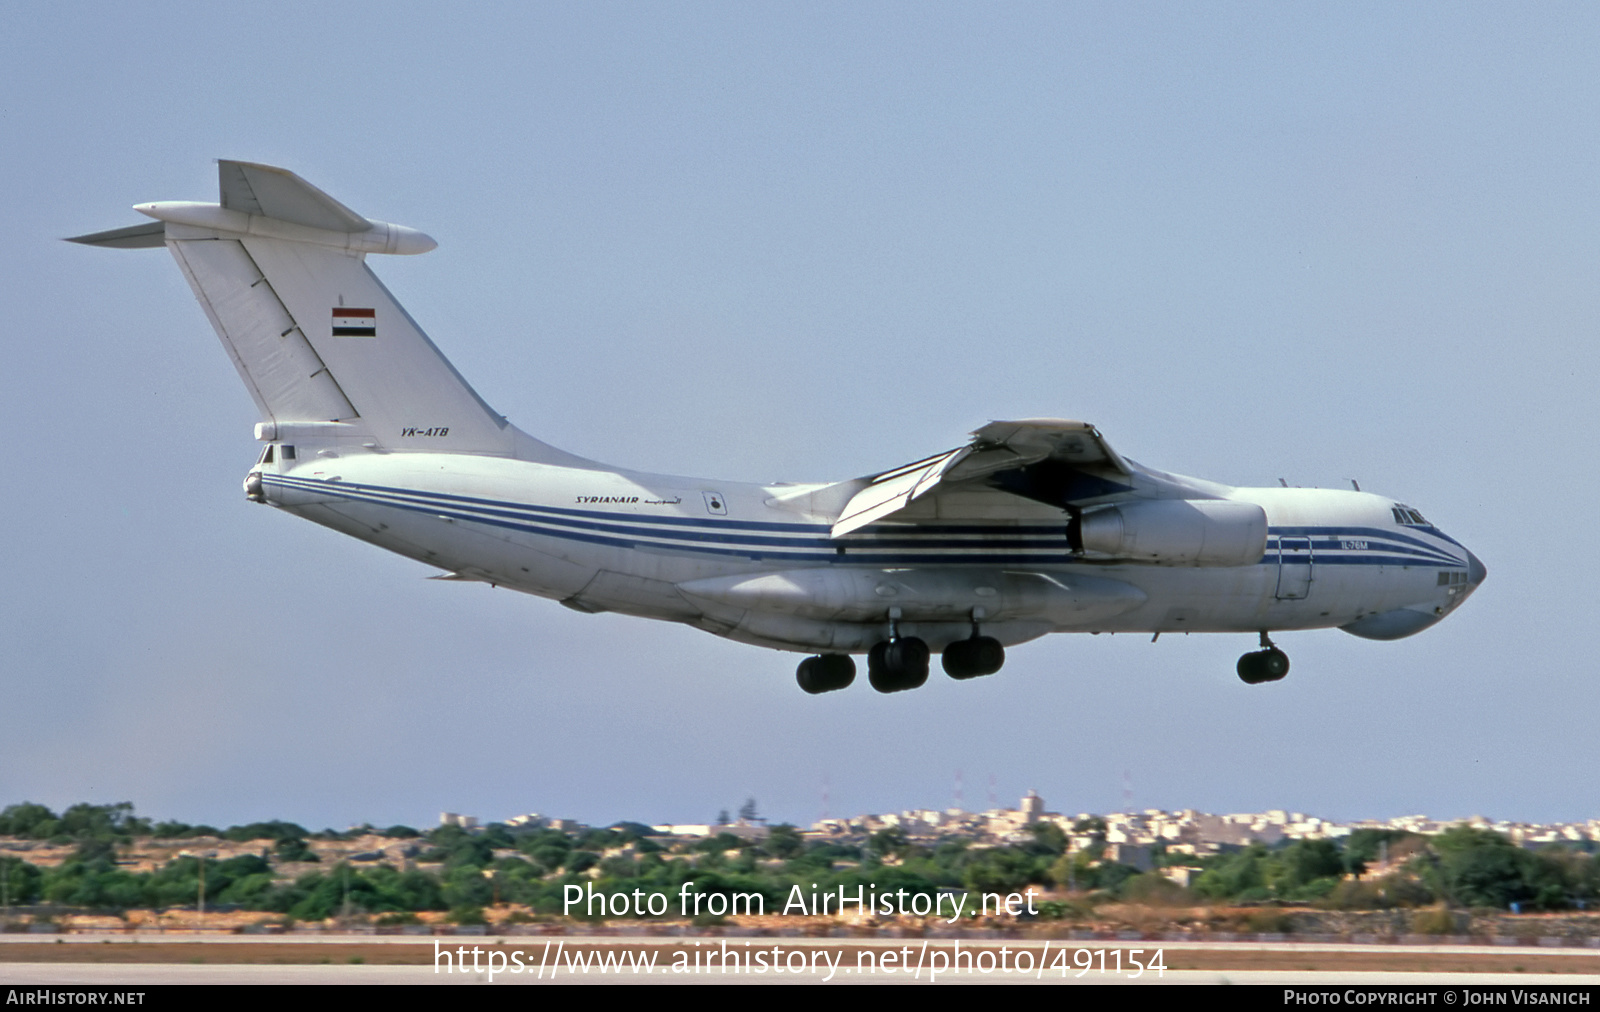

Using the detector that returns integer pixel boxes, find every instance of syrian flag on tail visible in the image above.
[332,307,376,337]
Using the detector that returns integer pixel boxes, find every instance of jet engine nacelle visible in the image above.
[1076,499,1267,567]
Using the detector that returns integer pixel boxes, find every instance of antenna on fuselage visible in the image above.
[1350,479,1361,492]
[1278,478,1288,487]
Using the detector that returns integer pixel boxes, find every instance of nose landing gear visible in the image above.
[1238,631,1290,684]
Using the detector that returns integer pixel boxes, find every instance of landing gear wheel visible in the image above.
[868,637,930,693]
[1237,647,1290,684]
[1237,652,1263,684]
[867,641,891,692]
[1259,647,1289,681]
[943,636,1005,679]
[797,654,856,694]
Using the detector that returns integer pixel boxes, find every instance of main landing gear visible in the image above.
[942,619,1005,680]
[796,653,856,694]
[860,609,926,693]
[797,612,1010,695]
[1237,631,1290,685]
[867,636,929,693]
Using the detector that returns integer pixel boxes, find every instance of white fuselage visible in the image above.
[256,449,1478,654]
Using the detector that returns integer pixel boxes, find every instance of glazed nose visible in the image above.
[1466,550,1487,587]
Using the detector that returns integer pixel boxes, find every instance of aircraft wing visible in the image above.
[830,418,1132,537]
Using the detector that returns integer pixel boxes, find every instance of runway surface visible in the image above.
[2,934,1597,985]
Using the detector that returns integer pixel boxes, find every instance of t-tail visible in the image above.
[68,160,587,466]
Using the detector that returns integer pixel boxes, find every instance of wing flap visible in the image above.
[830,447,970,537]
[830,418,1130,537]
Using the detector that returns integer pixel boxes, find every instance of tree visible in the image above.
[692,833,744,855]
[224,820,310,843]
[1271,839,1345,896]
[0,856,43,907]
[738,798,760,823]
[961,847,1042,893]
[1192,844,1269,901]
[763,824,804,860]
[0,803,58,838]
[274,838,319,863]
[867,827,912,862]
[1428,826,1537,909]
[56,803,138,838]
[1343,829,1420,874]
[610,822,655,841]
[1026,822,1067,857]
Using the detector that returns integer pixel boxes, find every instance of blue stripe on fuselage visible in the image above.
[263,475,1467,568]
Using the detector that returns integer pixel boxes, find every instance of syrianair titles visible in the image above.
[70,161,1485,694]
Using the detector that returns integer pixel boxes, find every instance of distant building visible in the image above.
[654,824,715,837]
[1104,842,1153,872]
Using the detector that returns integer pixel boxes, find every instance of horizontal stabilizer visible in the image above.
[64,221,166,249]
[219,161,371,233]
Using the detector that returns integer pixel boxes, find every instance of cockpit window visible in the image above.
[258,445,274,465]
[1393,504,1429,526]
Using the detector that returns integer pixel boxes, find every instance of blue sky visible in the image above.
[2,3,1595,832]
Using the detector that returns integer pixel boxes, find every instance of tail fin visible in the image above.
[69,160,582,463]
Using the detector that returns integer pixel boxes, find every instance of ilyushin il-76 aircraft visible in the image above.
[71,161,1485,695]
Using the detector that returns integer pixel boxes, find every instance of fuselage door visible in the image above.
[1276,535,1313,600]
